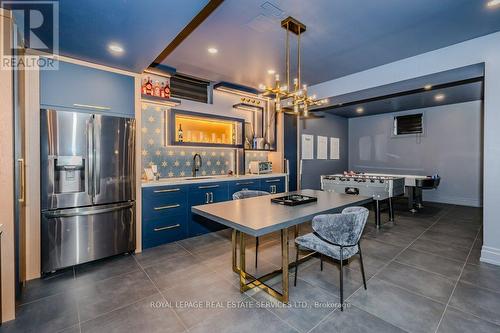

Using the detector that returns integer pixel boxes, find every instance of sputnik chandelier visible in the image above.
[260,16,327,116]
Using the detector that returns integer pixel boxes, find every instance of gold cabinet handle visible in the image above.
[265,179,280,183]
[153,204,180,210]
[154,224,181,232]
[18,158,25,203]
[73,103,111,110]
[154,188,180,193]
[236,182,254,185]
[198,185,219,189]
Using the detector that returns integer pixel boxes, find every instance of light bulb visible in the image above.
[275,74,280,81]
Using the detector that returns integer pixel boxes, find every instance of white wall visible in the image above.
[348,101,483,207]
[310,31,500,266]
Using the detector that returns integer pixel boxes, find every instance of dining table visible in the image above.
[191,189,372,303]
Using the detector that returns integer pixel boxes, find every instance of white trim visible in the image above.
[424,196,482,208]
[134,76,142,252]
[25,49,140,78]
[481,246,500,266]
[24,59,42,280]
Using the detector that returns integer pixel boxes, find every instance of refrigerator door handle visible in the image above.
[44,202,133,218]
[87,119,94,196]
[94,116,101,195]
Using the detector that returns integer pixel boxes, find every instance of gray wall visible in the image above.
[300,113,349,189]
[348,101,483,207]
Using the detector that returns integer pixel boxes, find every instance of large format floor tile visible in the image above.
[0,292,79,333]
[395,248,464,280]
[459,263,500,293]
[80,294,185,333]
[376,261,455,304]
[17,267,76,305]
[6,202,494,333]
[187,305,298,333]
[310,305,406,333]
[350,278,446,333]
[449,281,500,325]
[134,242,191,268]
[409,238,471,262]
[437,307,500,333]
[252,278,338,332]
[357,238,405,260]
[74,270,159,322]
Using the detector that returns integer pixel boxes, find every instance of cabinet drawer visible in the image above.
[142,214,188,249]
[261,177,285,194]
[189,181,229,193]
[142,186,188,220]
[228,180,262,197]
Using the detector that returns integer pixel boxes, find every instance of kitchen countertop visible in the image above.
[141,173,287,187]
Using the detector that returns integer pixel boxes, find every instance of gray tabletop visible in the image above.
[191,189,372,237]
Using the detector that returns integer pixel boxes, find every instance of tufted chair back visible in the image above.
[232,190,270,200]
[312,206,369,246]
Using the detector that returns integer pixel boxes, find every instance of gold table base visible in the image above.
[231,227,315,303]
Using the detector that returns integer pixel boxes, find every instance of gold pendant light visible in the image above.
[260,17,327,116]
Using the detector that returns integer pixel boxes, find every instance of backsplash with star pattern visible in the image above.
[141,103,236,178]
[141,103,269,178]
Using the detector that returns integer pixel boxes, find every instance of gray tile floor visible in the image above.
[2,201,500,333]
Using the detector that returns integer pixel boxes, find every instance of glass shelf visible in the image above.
[168,109,244,148]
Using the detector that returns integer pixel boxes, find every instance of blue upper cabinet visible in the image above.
[40,59,135,117]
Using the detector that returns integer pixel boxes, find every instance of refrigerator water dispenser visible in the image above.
[54,155,85,193]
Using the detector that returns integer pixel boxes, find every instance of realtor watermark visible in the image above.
[150,300,349,310]
[1,0,59,70]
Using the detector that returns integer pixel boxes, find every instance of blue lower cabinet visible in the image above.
[142,214,188,249]
[142,186,188,249]
[142,185,188,220]
[228,179,261,198]
[188,182,229,236]
[261,177,286,194]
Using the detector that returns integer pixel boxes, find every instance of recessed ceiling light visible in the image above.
[356,107,364,113]
[424,84,432,90]
[108,43,124,54]
[207,47,218,54]
[267,69,276,75]
[487,0,500,8]
[434,94,445,101]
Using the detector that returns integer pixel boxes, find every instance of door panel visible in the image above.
[41,109,93,210]
[93,115,135,205]
[41,203,135,273]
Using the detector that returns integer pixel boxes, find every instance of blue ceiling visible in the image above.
[164,0,500,88]
[7,0,209,73]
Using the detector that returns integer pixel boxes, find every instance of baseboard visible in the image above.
[423,194,482,207]
[481,246,500,266]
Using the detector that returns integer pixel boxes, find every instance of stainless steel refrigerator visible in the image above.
[41,109,136,273]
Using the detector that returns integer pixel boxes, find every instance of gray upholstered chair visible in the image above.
[294,206,369,311]
[232,190,270,268]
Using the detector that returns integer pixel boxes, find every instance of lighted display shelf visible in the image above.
[168,109,244,148]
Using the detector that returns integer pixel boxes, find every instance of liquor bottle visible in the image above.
[160,82,165,98]
[164,83,171,98]
[141,78,147,94]
[178,124,183,142]
[145,77,153,95]
[154,81,161,97]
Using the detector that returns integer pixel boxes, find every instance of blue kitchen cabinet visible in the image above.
[40,59,135,116]
[188,182,229,236]
[142,185,189,249]
[228,179,262,198]
[261,176,286,194]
